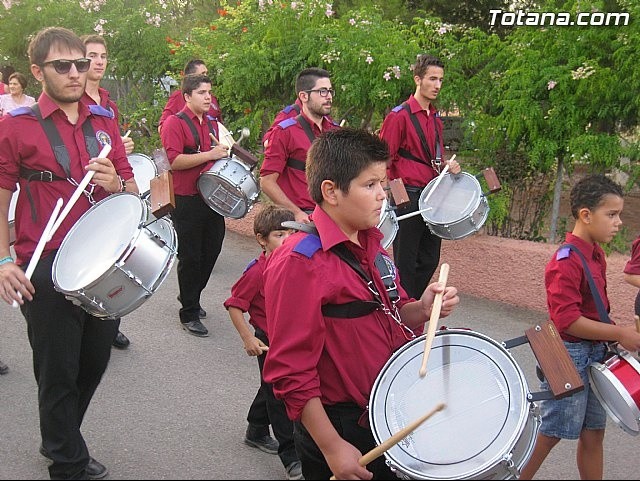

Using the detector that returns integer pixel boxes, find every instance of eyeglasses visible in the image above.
[305,88,335,98]
[41,58,91,74]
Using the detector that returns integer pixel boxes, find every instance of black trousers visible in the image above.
[21,252,119,480]
[392,188,442,299]
[172,194,225,323]
[294,404,398,480]
[246,328,298,467]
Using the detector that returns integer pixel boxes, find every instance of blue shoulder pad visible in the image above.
[206,114,219,122]
[88,104,115,119]
[556,246,571,260]
[293,234,322,258]
[243,258,258,273]
[391,104,404,113]
[282,103,299,114]
[8,106,36,117]
[278,117,298,130]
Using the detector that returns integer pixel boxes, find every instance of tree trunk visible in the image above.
[549,156,564,243]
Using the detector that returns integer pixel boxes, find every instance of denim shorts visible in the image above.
[538,340,608,439]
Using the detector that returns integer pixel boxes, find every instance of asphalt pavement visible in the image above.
[0,230,637,480]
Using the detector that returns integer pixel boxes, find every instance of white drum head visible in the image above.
[369,330,532,480]
[419,173,482,225]
[53,194,145,291]
[127,153,158,195]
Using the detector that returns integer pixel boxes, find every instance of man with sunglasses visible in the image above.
[260,68,339,224]
[0,26,136,480]
[81,34,134,350]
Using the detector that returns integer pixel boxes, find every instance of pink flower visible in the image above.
[547,80,557,90]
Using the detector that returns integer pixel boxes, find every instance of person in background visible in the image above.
[379,54,460,299]
[224,205,302,480]
[623,234,640,320]
[0,26,137,479]
[0,72,36,116]
[519,174,640,480]
[263,128,459,480]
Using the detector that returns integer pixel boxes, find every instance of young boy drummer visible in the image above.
[262,128,460,480]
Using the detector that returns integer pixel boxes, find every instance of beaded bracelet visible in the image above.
[0,256,14,266]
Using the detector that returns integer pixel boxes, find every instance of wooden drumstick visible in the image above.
[329,403,445,480]
[419,263,450,377]
[635,315,640,333]
[420,155,455,210]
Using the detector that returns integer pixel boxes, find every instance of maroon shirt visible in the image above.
[260,113,338,211]
[545,233,613,342]
[0,92,132,265]
[262,206,416,421]
[158,89,222,133]
[82,87,120,123]
[379,94,446,188]
[224,252,268,333]
[262,99,302,145]
[160,106,221,196]
[624,237,640,276]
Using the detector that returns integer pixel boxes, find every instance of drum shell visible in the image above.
[369,329,538,480]
[419,173,489,240]
[197,157,260,219]
[377,199,398,249]
[52,193,177,319]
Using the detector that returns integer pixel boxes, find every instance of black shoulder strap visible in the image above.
[32,104,71,177]
[176,111,200,153]
[295,114,316,144]
[563,243,612,324]
[402,103,442,169]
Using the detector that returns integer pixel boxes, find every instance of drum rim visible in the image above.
[369,329,531,479]
[419,172,484,225]
[197,159,259,219]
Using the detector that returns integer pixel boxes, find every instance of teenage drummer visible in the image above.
[160,73,229,337]
[262,128,460,480]
[379,54,460,299]
[0,26,135,479]
[259,67,339,224]
[519,174,640,480]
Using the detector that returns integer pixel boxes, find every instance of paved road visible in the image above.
[0,230,637,479]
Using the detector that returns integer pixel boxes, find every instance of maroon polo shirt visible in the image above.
[81,87,119,122]
[545,233,613,342]
[624,237,640,276]
[158,88,222,133]
[160,106,220,196]
[262,205,416,421]
[0,92,132,265]
[379,94,445,188]
[260,113,338,211]
[224,252,268,333]
[262,99,303,145]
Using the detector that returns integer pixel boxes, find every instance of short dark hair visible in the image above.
[295,68,330,94]
[184,59,206,75]
[29,27,86,66]
[413,54,444,79]
[81,34,107,51]
[8,72,27,90]
[253,205,295,237]
[306,128,389,204]
[570,174,624,218]
[181,73,211,96]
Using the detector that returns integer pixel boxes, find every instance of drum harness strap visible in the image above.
[285,221,414,338]
[175,111,217,155]
[285,115,316,172]
[19,104,101,222]
[399,103,442,174]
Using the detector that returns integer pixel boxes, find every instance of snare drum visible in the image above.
[419,173,489,241]
[128,153,158,198]
[197,156,260,219]
[52,193,177,319]
[377,198,398,249]
[369,329,539,480]
[589,348,640,436]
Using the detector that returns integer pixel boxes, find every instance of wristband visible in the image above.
[0,256,14,265]
[118,175,127,193]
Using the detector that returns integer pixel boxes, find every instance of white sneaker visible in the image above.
[285,461,303,480]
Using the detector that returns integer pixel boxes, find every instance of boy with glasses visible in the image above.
[260,67,339,224]
[0,26,136,479]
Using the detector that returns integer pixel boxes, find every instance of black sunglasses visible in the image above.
[41,58,91,74]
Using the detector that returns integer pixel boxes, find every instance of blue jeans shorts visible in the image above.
[538,340,608,439]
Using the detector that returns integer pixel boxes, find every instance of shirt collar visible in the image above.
[37,91,89,121]
[565,232,597,259]
[311,205,384,252]
[408,94,437,116]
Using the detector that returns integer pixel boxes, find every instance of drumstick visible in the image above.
[419,263,450,377]
[329,403,445,480]
[635,315,640,333]
[395,207,433,222]
[47,144,112,241]
[123,130,131,138]
[420,162,450,210]
[12,198,63,308]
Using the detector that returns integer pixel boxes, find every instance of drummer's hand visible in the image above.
[420,282,459,319]
[326,440,373,480]
[447,158,461,175]
[617,326,640,352]
[243,336,268,357]
[209,144,230,161]
[294,210,310,224]
[121,135,135,155]
[86,156,121,193]
[0,262,34,305]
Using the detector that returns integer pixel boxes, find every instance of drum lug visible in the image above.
[501,452,519,478]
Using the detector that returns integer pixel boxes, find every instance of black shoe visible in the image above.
[39,444,51,460]
[39,445,108,479]
[177,296,206,318]
[244,429,279,455]
[112,331,130,349]
[0,359,8,375]
[181,320,209,337]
